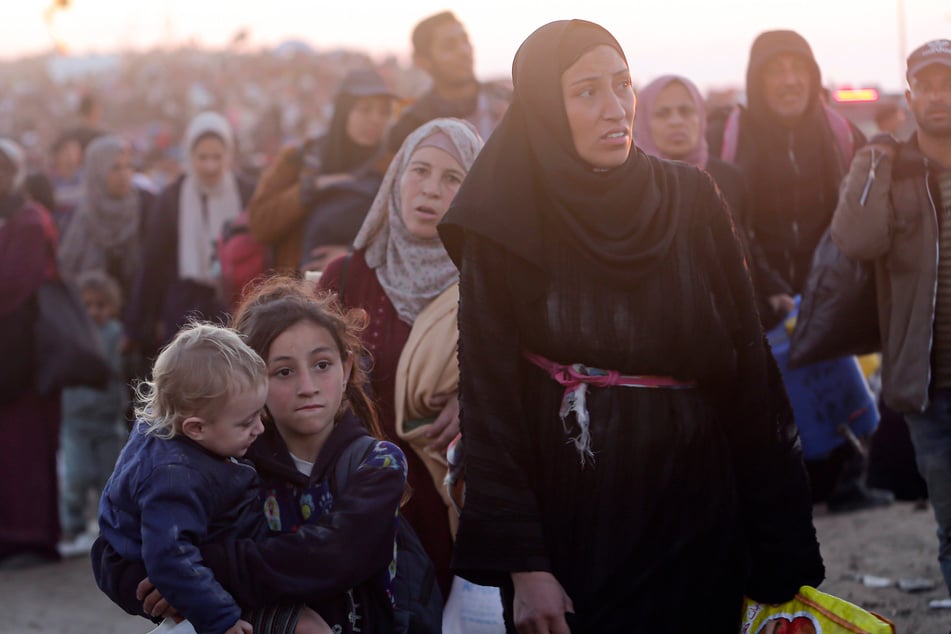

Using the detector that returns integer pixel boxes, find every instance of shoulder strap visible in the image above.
[823,105,856,169]
[720,108,742,164]
[331,434,377,495]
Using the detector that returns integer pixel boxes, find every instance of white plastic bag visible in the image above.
[147,618,197,633]
[441,575,505,634]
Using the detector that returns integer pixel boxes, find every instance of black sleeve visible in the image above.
[450,235,551,587]
[198,443,406,608]
[124,183,177,347]
[703,178,825,603]
[706,159,791,303]
[90,536,156,623]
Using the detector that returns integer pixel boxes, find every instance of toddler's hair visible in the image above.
[135,321,267,438]
[75,269,121,314]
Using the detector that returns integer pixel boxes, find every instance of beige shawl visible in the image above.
[393,283,460,532]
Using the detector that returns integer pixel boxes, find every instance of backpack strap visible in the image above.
[720,108,742,164]
[720,105,855,169]
[822,105,856,172]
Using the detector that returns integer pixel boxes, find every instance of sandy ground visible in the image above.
[2,501,949,633]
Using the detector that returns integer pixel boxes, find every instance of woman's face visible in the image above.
[104,147,135,199]
[264,320,352,461]
[345,96,393,148]
[561,45,635,169]
[190,135,227,188]
[398,145,465,240]
[647,81,702,160]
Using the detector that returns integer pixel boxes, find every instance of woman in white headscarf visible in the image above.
[58,134,151,302]
[318,118,483,597]
[125,112,255,352]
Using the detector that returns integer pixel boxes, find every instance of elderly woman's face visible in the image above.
[190,135,227,188]
[561,45,635,169]
[398,145,465,240]
[648,82,702,160]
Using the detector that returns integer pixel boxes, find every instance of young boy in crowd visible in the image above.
[59,270,127,557]
[97,322,328,634]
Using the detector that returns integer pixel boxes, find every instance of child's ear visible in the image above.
[181,416,206,441]
[342,355,354,389]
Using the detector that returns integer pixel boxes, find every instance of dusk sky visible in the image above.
[2,0,950,93]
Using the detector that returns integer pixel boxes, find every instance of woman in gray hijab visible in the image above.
[59,134,152,303]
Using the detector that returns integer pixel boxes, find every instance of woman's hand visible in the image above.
[511,571,574,634]
[426,392,460,452]
[136,576,181,621]
[223,619,254,634]
[767,293,796,316]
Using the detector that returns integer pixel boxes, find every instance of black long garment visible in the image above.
[450,181,823,632]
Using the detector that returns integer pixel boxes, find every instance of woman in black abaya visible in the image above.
[438,20,823,633]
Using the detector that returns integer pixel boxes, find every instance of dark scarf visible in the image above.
[309,92,382,176]
[439,20,686,290]
[737,30,848,291]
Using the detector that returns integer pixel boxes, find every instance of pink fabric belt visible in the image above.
[523,350,697,466]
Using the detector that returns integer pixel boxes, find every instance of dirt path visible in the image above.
[2,501,949,633]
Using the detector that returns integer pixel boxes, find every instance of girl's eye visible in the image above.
[578,88,594,98]
[274,368,292,378]
[315,360,332,371]
[446,174,462,186]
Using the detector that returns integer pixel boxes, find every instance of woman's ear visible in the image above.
[181,416,206,441]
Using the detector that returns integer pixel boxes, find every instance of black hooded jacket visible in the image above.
[712,30,865,298]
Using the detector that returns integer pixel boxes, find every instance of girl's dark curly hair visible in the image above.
[231,275,383,440]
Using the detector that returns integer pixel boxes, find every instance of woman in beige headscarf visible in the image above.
[318,118,483,597]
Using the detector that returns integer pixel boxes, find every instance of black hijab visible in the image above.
[317,90,382,174]
[440,19,692,289]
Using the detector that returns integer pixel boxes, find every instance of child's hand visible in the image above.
[224,619,253,634]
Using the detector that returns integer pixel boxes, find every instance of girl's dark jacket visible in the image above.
[92,413,406,633]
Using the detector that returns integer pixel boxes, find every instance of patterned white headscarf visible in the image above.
[354,118,483,324]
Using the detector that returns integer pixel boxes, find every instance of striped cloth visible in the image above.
[245,604,303,634]
[934,170,951,388]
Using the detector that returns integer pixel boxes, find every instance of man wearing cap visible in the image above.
[832,39,951,596]
[386,11,510,152]
[713,30,895,513]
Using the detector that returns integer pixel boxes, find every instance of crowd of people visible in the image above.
[1,9,951,633]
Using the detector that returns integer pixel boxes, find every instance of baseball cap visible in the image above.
[337,69,398,100]
[906,39,951,81]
